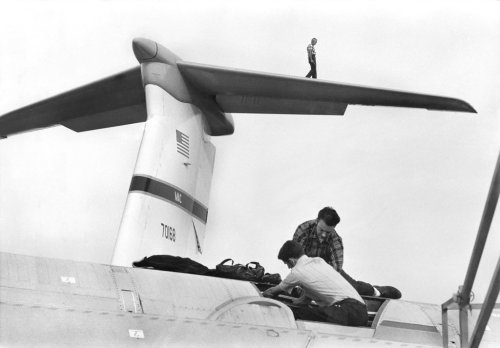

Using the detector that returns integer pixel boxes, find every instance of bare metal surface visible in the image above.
[372,300,442,346]
[1,251,476,347]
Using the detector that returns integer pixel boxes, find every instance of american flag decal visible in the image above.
[176,130,189,158]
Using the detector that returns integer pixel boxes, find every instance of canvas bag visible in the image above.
[132,255,210,275]
[261,272,282,284]
[215,259,265,281]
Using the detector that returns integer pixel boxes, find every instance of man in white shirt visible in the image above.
[263,240,368,326]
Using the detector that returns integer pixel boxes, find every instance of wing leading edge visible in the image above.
[0,39,476,138]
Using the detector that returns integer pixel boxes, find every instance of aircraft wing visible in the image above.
[0,68,146,138]
[0,57,476,138]
[177,61,477,115]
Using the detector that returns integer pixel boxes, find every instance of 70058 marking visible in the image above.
[161,223,176,242]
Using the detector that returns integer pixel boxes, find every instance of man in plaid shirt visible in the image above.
[305,38,318,78]
[293,207,401,299]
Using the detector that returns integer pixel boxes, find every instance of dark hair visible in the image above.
[317,206,340,227]
[278,240,304,262]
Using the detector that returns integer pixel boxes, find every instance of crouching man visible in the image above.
[263,240,368,327]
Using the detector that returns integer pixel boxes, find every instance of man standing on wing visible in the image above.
[306,38,318,78]
[293,206,401,299]
[263,240,368,326]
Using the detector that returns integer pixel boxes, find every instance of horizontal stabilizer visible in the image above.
[0,68,145,138]
[177,61,476,115]
[0,41,476,138]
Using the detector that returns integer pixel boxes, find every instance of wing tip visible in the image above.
[448,99,477,114]
[463,103,477,114]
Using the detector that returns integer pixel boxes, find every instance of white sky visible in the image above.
[0,0,499,305]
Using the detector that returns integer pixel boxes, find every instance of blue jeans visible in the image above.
[306,57,317,78]
[292,298,368,326]
[339,269,375,296]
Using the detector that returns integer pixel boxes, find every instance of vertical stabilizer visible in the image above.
[112,40,222,266]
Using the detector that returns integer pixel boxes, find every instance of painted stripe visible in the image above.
[379,320,438,333]
[177,148,189,158]
[129,175,208,223]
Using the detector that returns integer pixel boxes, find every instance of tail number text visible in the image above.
[161,223,176,242]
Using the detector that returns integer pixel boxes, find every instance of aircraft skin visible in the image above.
[0,252,464,347]
[1,38,498,347]
[2,252,499,347]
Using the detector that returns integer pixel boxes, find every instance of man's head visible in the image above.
[311,38,317,45]
[316,207,340,241]
[317,206,340,227]
[278,240,305,269]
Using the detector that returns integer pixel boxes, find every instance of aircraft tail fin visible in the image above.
[111,82,216,265]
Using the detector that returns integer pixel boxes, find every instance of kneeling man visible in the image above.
[263,240,368,327]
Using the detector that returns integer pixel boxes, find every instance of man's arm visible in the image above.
[263,285,312,307]
[262,285,283,298]
[264,271,300,298]
[331,233,344,271]
[307,45,313,63]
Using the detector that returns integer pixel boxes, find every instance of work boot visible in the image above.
[373,285,402,299]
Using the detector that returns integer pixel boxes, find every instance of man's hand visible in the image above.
[262,285,281,298]
[291,287,311,305]
[292,296,311,306]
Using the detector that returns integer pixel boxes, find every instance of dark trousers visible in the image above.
[306,57,317,78]
[340,269,375,296]
[292,298,368,326]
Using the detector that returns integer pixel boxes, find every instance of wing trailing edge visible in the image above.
[0,38,476,138]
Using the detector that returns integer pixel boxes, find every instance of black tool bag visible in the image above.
[214,259,265,282]
[261,273,282,285]
[132,255,210,275]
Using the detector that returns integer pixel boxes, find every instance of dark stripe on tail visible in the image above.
[129,175,208,223]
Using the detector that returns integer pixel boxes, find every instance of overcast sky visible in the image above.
[0,0,499,306]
